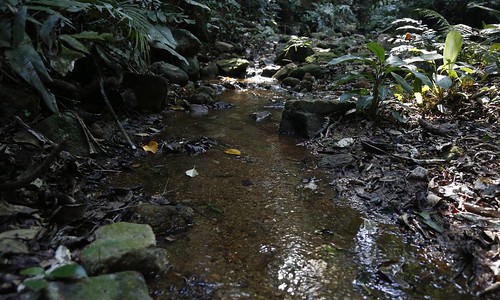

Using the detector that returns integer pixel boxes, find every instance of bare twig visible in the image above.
[97,77,136,150]
[0,137,67,190]
[14,116,54,145]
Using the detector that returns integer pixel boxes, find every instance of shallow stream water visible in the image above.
[117,88,471,299]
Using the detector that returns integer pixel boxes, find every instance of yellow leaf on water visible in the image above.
[224,148,241,155]
[143,140,158,154]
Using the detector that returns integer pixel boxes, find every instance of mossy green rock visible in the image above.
[81,222,162,275]
[288,64,324,79]
[35,112,87,156]
[46,271,152,300]
[217,58,250,77]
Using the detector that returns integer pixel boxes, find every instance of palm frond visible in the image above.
[415,8,452,33]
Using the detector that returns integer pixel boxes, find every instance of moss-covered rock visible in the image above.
[45,271,152,300]
[217,58,250,78]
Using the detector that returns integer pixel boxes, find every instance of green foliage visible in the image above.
[20,263,87,292]
[329,42,429,119]
[0,0,187,113]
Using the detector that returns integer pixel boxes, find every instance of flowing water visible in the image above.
[117,88,471,299]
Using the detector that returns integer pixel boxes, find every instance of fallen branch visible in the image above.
[0,138,67,190]
[463,202,500,218]
[98,78,136,150]
[418,118,452,136]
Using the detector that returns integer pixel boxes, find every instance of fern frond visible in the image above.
[415,8,452,33]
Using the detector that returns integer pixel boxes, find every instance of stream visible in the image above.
[116,87,471,299]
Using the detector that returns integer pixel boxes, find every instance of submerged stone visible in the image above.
[45,271,152,300]
[130,203,194,235]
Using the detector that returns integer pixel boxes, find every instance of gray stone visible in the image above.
[408,166,429,182]
[214,41,235,53]
[281,77,301,88]
[130,203,194,235]
[122,72,168,112]
[288,64,325,79]
[318,154,355,169]
[279,98,356,138]
[81,222,169,275]
[217,58,250,77]
[272,63,297,80]
[172,29,202,57]
[200,62,220,79]
[189,104,209,116]
[261,65,281,77]
[45,271,152,300]
[178,57,200,80]
[195,86,216,98]
[35,112,88,156]
[188,92,213,105]
[151,62,189,86]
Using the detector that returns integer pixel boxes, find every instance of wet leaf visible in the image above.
[325,244,338,257]
[20,267,45,276]
[224,148,241,155]
[185,167,199,178]
[47,263,87,280]
[417,211,444,233]
[23,278,48,292]
[143,140,158,154]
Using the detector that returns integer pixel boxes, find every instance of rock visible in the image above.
[318,154,355,169]
[195,86,216,98]
[408,166,428,182]
[217,58,250,77]
[35,112,88,156]
[178,57,200,80]
[200,62,220,79]
[279,98,356,138]
[172,29,202,57]
[122,72,168,112]
[130,203,194,235]
[288,64,325,79]
[189,104,209,116]
[45,271,152,300]
[214,41,235,53]
[261,65,281,77]
[281,77,301,88]
[188,92,213,105]
[252,111,272,122]
[81,222,170,275]
[272,63,297,80]
[151,62,189,86]
[276,42,314,63]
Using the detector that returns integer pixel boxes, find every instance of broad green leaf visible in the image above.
[443,30,463,71]
[367,41,385,64]
[417,211,444,233]
[59,35,90,54]
[47,264,87,280]
[184,0,211,12]
[13,6,27,47]
[40,14,59,47]
[391,72,413,94]
[357,95,374,110]
[409,70,433,87]
[20,267,45,276]
[23,278,48,292]
[328,54,376,66]
[434,74,453,90]
[386,55,406,67]
[378,85,390,101]
[51,45,86,76]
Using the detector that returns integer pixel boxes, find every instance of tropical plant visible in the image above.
[329,42,432,119]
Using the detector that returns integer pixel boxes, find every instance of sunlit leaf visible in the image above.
[224,148,241,155]
[391,72,413,94]
[143,140,158,154]
[367,41,385,64]
[434,74,453,90]
[443,30,462,72]
[185,167,199,177]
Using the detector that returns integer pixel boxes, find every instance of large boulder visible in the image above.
[178,57,200,80]
[217,58,250,77]
[151,62,189,86]
[275,42,314,63]
[45,271,152,300]
[80,222,170,275]
[279,98,356,138]
[288,64,325,79]
[272,63,297,81]
[122,73,168,112]
[172,29,202,57]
